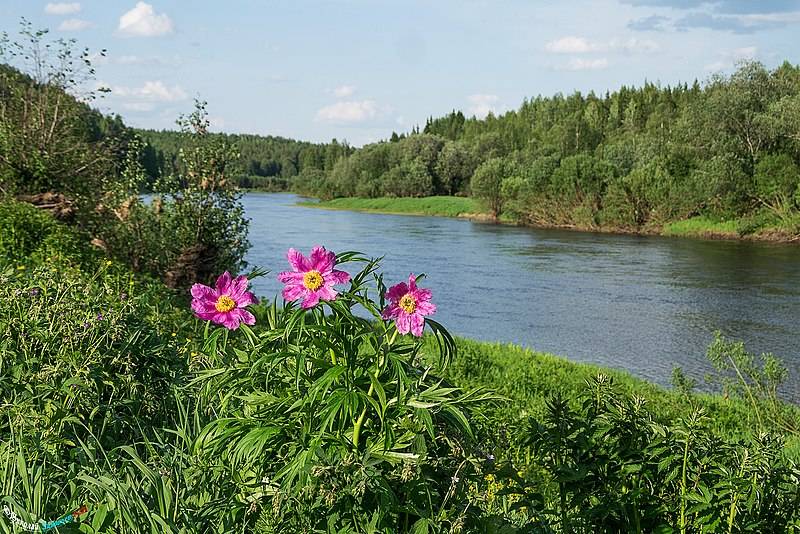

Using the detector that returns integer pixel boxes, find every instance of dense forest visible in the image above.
[297,61,800,235]
[137,129,353,191]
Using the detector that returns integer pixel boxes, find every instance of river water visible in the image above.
[243,193,800,399]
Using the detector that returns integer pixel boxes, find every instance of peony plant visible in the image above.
[190,248,492,532]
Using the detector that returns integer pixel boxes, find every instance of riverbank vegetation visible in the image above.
[2,22,800,533]
[289,61,800,241]
[299,196,482,218]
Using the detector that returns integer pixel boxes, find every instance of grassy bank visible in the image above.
[302,195,800,243]
[3,199,799,531]
[426,338,800,457]
[299,195,483,218]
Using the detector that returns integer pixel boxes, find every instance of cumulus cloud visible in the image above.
[672,12,800,33]
[333,85,356,98]
[627,15,670,31]
[467,94,501,119]
[545,36,598,54]
[58,18,92,31]
[118,2,174,37]
[316,100,378,122]
[45,2,81,15]
[559,58,610,71]
[107,80,187,102]
[620,0,798,15]
[545,36,659,54]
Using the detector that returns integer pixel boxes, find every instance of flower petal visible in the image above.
[234,291,258,307]
[191,298,217,315]
[407,273,417,292]
[194,309,217,321]
[235,309,256,326]
[310,245,335,273]
[278,271,305,283]
[190,283,216,300]
[229,275,250,299]
[381,303,400,320]
[316,285,337,302]
[385,282,408,303]
[216,311,241,330]
[215,272,233,295]
[301,291,320,309]
[409,314,425,337]
[327,269,350,285]
[287,248,311,272]
[282,283,306,301]
[415,300,436,315]
[395,313,411,334]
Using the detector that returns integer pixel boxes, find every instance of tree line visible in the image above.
[137,129,353,191]
[297,61,800,232]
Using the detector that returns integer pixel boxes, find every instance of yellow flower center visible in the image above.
[399,293,417,314]
[303,270,324,291]
[215,295,236,312]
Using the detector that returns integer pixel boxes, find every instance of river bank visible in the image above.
[300,196,800,243]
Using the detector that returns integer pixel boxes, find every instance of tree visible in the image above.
[471,158,520,217]
[753,154,800,221]
[0,20,115,206]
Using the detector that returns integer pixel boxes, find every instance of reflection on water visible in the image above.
[243,193,800,400]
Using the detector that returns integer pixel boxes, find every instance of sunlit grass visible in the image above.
[662,216,740,238]
[299,196,483,217]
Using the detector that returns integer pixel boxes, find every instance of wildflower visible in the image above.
[277,246,350,309]
[120,293,128,301]
[105,260,112,267]
[96,313,104,321]
[381,274,436,337]
[190,271,258,330]
[28,288,39,297]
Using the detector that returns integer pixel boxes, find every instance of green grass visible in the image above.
[425,337,800,457]
[662,216,740,238]
[299,196,484,218]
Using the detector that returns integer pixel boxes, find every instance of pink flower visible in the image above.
[277,246,350,308]
[191,272,258,330]
[381,274,436,337]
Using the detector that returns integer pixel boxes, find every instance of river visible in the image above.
[243,193,800,399]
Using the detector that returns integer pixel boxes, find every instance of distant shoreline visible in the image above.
[293,195,800,244]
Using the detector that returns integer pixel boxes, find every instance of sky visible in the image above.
[1,0,798,146]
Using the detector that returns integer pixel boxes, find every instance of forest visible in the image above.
[290,61,800,236]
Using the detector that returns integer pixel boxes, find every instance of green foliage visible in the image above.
[298,61,800,239]
[753,153,800,224]
[501,378,800,532]
[193,257,493,532]
[302,196,481,217]
[471,158,521,217]
[0,21,120,206]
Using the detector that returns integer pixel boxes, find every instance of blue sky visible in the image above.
[1,0,798,145]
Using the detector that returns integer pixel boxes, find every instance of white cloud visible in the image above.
[58,18,92,31]
[333,85,356,98]
[108,80,187,102]
[467,94,500,119]
[546,36,659,55]
[559,58,610,71]
[316,100,377,122]
[118,2,174,37]
[609,37,659,53]
[45,2,81,15]
[545,36,599,54]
